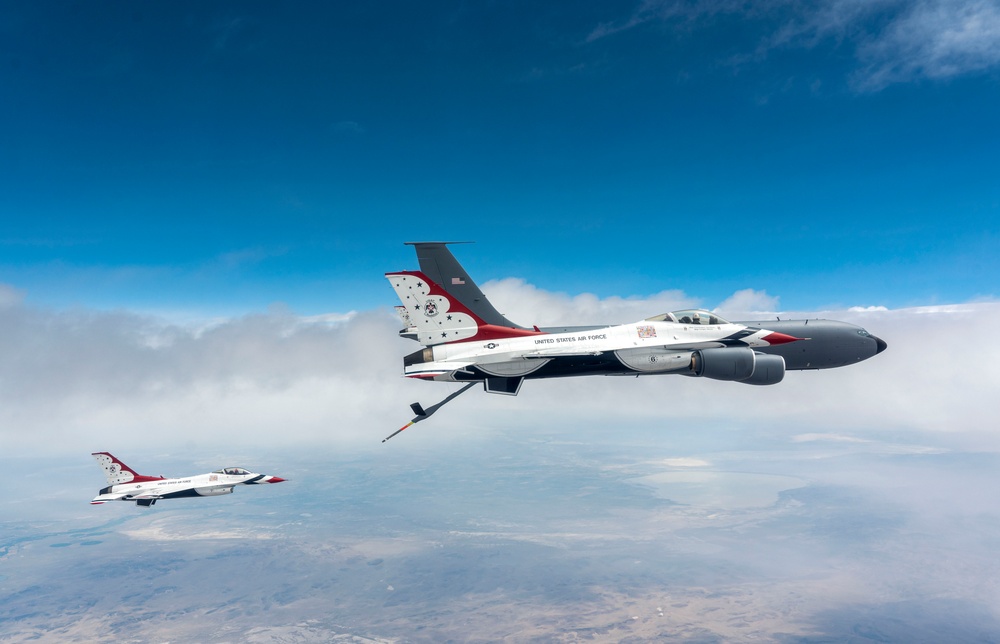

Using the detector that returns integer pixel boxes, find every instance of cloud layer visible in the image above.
[2,280,998,456]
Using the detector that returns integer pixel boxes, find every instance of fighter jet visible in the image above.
[382,242,886,440]
[90,452,285,507]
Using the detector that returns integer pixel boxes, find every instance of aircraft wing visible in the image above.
[90,492,164,504]
[521,342,722,358]
[523,350,604,358]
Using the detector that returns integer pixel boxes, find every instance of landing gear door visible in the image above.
[484,376,523,396]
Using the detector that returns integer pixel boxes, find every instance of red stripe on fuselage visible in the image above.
[460,323,545,343]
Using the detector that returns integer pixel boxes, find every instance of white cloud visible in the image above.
[662,457,711,467]
[587,0,1000,90]
[0,302,413,454]
[469,288,1000,447]
[3,283,999,456]
[714,288,780,318]
[792,433,872,443]
[854,0,1000,90]
[586,0,690,43]
[0,283,24,307]
[482,277,696,326]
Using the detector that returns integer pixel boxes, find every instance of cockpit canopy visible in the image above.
[645,309,729,326]
[214,467,251,476]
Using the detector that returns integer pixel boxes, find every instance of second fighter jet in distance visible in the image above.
[90,452,285,507]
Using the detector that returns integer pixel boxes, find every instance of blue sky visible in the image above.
[5,7,1000,637]
[2,1,998,316]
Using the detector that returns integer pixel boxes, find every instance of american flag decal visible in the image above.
[451,277,465,285]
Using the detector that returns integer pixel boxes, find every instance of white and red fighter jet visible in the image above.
[382,242,886,441]
[90,452,285,507]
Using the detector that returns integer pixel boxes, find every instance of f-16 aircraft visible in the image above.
[90,452,285,506]
[382,242,886,441]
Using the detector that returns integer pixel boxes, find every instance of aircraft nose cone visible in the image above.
[873,336,887,354]
[268,476,286,483]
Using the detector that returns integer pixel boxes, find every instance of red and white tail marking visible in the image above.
[91,452,164,485]
[386,271,484,345]
[385,271,544,346]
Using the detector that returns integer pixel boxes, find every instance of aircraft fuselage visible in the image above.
[402,315,883,388]
[90,453,284,506]
[384,243,886,411]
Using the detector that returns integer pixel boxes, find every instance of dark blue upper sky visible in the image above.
[2,1,998,314]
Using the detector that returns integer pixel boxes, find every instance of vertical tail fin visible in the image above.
[405,242,524,329]
[91,452,163,485]
[386,270,543,346]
